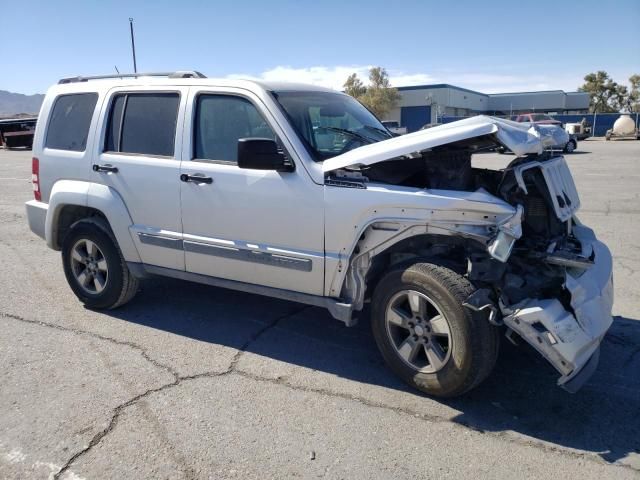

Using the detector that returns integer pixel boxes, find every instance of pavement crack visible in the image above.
[2,306,310,478]
[5,307,635,474]
[226,305,312,373]
[0,312,180,381]
[227,369,639,472]
[53,378,181,479]
[0,311,183,478]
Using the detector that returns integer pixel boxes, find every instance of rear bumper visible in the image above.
[25,200,48,240]
[503,224,613,392]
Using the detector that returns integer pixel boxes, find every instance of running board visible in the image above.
[127,262,356,326]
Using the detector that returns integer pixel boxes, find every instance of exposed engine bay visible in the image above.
[332,136,590,308]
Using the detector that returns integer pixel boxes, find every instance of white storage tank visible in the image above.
[613,114,636,135]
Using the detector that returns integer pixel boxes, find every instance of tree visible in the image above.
[342,67,401,119]
[343,73,366,98]
[628,74,640,112]
[578,71,627,113]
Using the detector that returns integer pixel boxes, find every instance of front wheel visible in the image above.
[62,219,139,309]
[371,262,500,397]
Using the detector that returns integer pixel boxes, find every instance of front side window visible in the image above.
[272,91,392,162]
[105,92,179,157]
[194,95,275,163]
[45,93,98,151]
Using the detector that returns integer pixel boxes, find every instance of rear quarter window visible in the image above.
[105,93,179,157]
[45,93,98,151]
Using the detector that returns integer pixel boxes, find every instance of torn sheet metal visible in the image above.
[501,224,613,390]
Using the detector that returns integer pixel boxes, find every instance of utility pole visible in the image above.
[129,18,138,74]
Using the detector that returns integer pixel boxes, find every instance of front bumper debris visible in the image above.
[501,224,613,391]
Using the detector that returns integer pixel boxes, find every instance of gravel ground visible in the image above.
[1,140,639,479]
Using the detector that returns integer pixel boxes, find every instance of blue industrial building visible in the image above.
[386,84,590,133]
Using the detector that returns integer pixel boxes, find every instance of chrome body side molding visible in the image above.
[129,263,355,326]
[183,240,312,272]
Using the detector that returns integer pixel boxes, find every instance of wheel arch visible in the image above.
[361,233,486,302]
[45,180,141,263]
[330,218,490,315]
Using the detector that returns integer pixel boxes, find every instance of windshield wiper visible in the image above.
[316,126,376,144]
[362,125,393,138]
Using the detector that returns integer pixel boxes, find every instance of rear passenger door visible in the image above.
[93,87,188,270]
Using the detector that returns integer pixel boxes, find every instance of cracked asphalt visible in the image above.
[1,140,639,479]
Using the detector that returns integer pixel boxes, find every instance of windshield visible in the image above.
[533,114,554,122]
[272,91,392,162]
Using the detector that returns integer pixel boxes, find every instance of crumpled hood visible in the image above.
[535,123,570,147]
[322,115,561,173]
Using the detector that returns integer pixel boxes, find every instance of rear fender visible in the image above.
[45,180,141,263]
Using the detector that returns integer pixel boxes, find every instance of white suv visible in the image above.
[26,72,613,397]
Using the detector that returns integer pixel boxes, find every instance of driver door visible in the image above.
[179,88,325,295]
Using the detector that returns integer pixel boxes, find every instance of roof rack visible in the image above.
[58,71,207,84]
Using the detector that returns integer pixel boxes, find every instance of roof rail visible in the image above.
[58,71,207,84]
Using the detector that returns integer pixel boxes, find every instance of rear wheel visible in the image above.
[62,219,138,309]
[564,139,576,153]
[371,262,500,397]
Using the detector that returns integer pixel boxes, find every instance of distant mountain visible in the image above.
[0,90,44,117]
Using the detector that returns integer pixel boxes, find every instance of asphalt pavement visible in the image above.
[1,140,639,479]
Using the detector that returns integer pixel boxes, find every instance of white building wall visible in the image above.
[488,91,567,112]
[398,88,448,107]
[446,88,488,112]
[395,86,490,122]
[384,107,402,123]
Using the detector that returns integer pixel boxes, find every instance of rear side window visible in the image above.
[45,93,98,151]
[105,93,179,157]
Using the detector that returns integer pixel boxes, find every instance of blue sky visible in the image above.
[2,0,639,95]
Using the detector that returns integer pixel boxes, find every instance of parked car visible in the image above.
[501,121,577,153]
[26,72,613,397]
[514,113,562,126]
[381,120,407,135]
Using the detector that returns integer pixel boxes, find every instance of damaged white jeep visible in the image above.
[26,73,613,397]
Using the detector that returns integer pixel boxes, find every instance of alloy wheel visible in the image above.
[70,239,109,294]
[384,290,453,373]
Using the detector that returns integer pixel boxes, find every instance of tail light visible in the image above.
[32,157,41,201]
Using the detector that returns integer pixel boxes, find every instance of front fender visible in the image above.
[45,180,141,263]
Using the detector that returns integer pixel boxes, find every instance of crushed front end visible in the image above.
[475,155,614,392]
[322,116,613,392]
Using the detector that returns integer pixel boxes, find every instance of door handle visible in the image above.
[93,164,118,173]
[180,173,213,184]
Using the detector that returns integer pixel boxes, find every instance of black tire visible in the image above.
[371,262,500,397]
[564,139,576,153]
[61,218,139,309]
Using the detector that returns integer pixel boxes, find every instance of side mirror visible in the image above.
[237,138,293,172]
